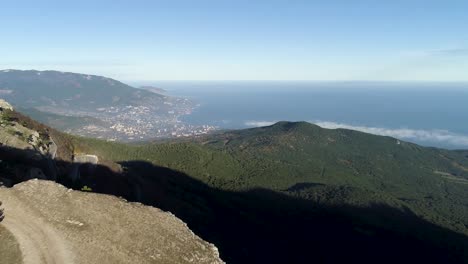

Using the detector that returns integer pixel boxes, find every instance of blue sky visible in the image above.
[1,0,467,81]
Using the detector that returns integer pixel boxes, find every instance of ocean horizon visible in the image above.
[130,81,468,149]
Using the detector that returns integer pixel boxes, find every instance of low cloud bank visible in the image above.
[315,121,468,147]
[244,121,277,127]
[244,120,468,148]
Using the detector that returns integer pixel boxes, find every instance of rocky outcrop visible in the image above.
[0,100,224,263]
[0,99,13,111]
[69,154,99,183]
[0,107,56,157]
[0,99,58,183]
[0,180,224,264]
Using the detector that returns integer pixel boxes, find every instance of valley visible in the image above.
[4,2,468,263]
[0,70,217,141]
[0,103,467,263]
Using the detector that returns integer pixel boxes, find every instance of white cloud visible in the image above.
[314,121,468,147]
[244,121,277,127]
[243,120,468,148]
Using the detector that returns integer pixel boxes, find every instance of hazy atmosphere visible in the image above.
[1,0,468,81]
[1,1,468,264]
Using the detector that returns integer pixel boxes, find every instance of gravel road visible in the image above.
[0,180,224,264]
[1,187,74,264]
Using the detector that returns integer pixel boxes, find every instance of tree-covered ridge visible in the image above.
[1,109,467,263]
[0,70,199,141]
[0,69,164,109]
[73,121,468,236]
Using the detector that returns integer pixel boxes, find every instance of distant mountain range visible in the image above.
[0,70,201,140]
[0,69,164,110]
[0,103,467,263]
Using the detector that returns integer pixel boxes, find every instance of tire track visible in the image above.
[1,191,74,264]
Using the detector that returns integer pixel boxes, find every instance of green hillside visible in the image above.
[18,107,108,131]
[74,122,468,235]
[0,69,164,110]
[1,111,467,263]
[0,70,197,141]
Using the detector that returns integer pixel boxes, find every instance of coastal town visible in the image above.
[63,102,217,141]
[0,70,218,142]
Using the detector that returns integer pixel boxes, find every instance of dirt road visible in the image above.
[1,187,74,264]
[0,180,224,264]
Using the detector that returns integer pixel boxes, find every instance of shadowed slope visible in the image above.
[1,109,468,263]
[2,144,467,263]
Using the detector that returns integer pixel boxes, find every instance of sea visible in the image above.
[134,81,468,149]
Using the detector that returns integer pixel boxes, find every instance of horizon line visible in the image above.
[126,79,468,83]
[2,69,468,83]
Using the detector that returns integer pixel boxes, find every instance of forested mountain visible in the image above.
[0,70,196,140]
[0,105,467,263]
[0,69,164,110]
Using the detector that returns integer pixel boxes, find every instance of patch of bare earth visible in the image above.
[0,180,224,264]
[0,225,23,264]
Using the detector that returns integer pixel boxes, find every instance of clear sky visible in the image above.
[1,0,467,81]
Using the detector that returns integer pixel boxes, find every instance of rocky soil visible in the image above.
[0,180,224,264]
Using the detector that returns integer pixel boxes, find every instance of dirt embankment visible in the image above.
[0,180,224,264]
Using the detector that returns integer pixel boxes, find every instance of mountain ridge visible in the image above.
[0,103,467,263]
[0,69,164,109]
[0,70,199,140]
